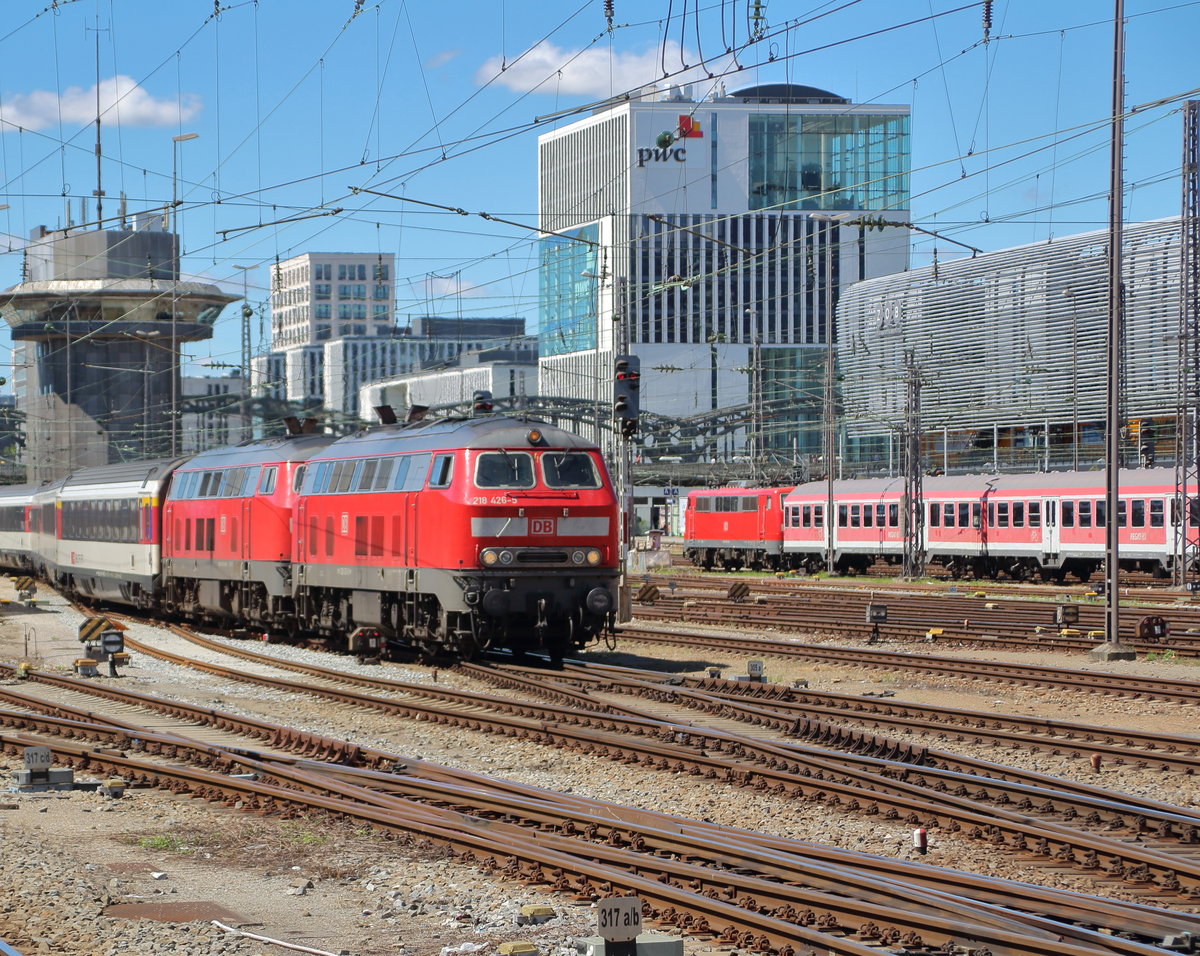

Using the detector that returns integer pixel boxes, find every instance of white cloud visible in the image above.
[418,275,487,299]
[0,75,200,131]
[475,41,733,98]
[425,49,462,70]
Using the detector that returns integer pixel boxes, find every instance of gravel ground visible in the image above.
[1,580,1199,955]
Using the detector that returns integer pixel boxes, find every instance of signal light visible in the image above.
[472,389,494,414]
[613,355,641,440]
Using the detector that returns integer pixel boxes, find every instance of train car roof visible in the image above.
[178,433,336,469]
[316,414,597,459]
[788,467,1179,499]
[0,483,38,502]
[55,457,185,491]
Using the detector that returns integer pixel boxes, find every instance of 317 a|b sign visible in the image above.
[597,896,642,942]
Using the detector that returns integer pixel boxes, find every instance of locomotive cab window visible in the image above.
[542,453,600,489]
[429,453,456,488]
[473,452,530,489]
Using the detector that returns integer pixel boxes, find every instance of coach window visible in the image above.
[837,504,847,528]
[1096,499,1107,527]
[1117,500,1127,528]
[929,503,940,527]
[997,502,1009,528]
[889,503,898,526]
[543,452,600,489]
[971,503,982,528]
[430,453,456,488]
[813,504,824,528]
[1150,500,1165,528]
[473,452,529,489]
[862,504,873,528]
[259,467,278,496]
[1028,502,1041,528]
[943,503,955,527]
[1078,500,1092,528]
[1061,500,1075,527]
[1012,502,1024,528]
[875,503,886,527]
[1131,499,1145,527]
[800,506,811,528]
[957,502,969,528]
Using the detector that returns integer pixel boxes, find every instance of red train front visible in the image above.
[293,412,618,659]
[684,486,793,570]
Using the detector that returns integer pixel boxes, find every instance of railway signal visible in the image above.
[613,355,640,439]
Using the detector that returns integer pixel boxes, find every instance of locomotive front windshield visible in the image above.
[542,452,600,489]
[475,452,535,489]
[473,450,601,490]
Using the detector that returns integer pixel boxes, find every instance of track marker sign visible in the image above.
[597,896,641,942]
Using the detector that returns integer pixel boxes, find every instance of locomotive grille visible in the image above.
[516,550,569,564]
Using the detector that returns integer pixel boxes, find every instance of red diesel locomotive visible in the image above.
[0,408,619,660]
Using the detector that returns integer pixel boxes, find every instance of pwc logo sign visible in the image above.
[636,115,703,167]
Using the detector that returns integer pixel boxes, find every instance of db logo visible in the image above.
[531,518,556,535]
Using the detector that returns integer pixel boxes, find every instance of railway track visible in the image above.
[2,652,1195,955]
[633,582,1200,655]
[63,623,1200,903]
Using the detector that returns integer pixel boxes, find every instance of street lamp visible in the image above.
[170,132,199,458]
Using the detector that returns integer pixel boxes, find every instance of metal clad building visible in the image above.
[836,217,1181,472]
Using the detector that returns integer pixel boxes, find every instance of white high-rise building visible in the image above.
[270,252,395,349]
[537,83,910,462]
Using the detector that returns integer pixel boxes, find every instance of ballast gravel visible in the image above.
[1,580,1199,954]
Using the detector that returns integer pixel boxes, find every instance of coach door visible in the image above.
[1041,498,1059,555]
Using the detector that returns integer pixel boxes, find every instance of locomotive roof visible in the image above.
[178,432,336,469]
[317,414,597,458]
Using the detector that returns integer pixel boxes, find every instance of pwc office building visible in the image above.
[537,83,910,463]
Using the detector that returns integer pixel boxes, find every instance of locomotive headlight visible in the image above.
[498,549,515,565]
[571,549,586,565]
[480,549,500,567]
[585,548,602,566]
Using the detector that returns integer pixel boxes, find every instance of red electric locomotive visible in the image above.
[683,486,793,570]
[161,432,336,625]
[293,412,618,659]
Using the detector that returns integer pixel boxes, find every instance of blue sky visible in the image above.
[0,0,1197,379]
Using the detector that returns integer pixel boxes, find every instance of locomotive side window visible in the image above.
[356,459,379,492]
[373,458,394,489]
[397,454,430,491]
[474,452,530,489]
[293,464,307,493]
[1061,501,1074,527]
[259,467,278,495]
[543,453,600,489]
[1151,500,1164,527]
[430,454,456,488]
[331,460,358,493]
